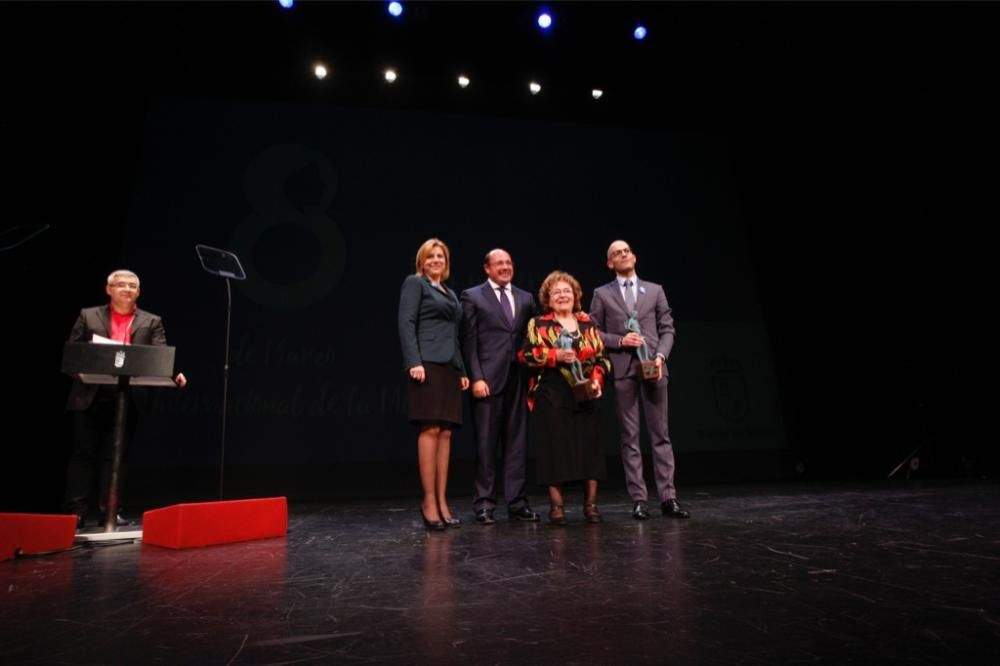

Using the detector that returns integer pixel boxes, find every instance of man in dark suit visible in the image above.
[64,269,186,527]
[461,249,539,524]
[590,240,690,520]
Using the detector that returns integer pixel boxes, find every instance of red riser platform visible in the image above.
[142,497,287,549]
[0,513,77,562]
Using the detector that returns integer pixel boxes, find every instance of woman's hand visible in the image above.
[459,376,470,391]
[591,379,602,399]
[556,348,577,364]
[409,366,426,383]
[471,379,490,398]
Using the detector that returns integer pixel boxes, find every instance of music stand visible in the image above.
[195,244,246,500]
[61,342,177,540]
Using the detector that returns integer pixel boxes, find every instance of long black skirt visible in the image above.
[530,369,606,486]
[407,361,463,427]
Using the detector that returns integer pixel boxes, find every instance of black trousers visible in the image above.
[64,389,138,515]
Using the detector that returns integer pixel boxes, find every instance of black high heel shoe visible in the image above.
[421,510,447,531]
[439,505,461,528]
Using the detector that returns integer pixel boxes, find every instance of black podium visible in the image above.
[61,342,177,537]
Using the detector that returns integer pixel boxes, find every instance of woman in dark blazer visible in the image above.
[398,238,470,530]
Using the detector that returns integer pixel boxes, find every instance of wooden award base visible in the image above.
[640,359,660,381]
[572,379,600,402]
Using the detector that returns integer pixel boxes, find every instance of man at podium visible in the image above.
[63,269,187,528]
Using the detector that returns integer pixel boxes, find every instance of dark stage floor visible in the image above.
[3,481,999,665]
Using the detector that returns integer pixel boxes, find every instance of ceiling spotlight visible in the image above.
[387,2,403,17]
[384,68,397,83]
[278,0,294,9]
[537,12,552,30]
[529,81,541,95]
[633,25,648,41]
[592,88,603,100]
[457,75,470,88]
[314,64,328,80]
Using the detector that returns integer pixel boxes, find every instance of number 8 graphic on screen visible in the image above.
[231,144,346,310]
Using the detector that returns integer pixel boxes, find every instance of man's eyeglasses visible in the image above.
[111,282,139,290]
[609,247,632,259]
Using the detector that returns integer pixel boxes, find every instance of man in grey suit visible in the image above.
[590,240,690,520]
[460,249,539,524]
[64,269,187,527]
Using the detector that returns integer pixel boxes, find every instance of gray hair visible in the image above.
[106,269,140,287]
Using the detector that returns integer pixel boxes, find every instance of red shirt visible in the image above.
[110,310,135,344]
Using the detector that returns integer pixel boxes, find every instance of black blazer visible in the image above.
[398,274,467,374]
[65,305,168,411]
[460,281,536,391]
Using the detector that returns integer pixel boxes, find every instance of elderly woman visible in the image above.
[399,238,470,531]
[519,270,611,524]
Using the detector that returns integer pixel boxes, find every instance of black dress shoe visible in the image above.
[442,516,462,528]
[632,500,650,520]
[661,499,690,519]
[508,505,540,522]
[100,512,132,527]
[421,510,447,531]
[474,508,496,525]
[66,504,88,529]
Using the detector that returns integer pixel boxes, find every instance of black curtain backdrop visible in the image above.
[123,97,778,462]
[3,2,998,511]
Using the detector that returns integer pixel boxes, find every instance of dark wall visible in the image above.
[3,2,998,511]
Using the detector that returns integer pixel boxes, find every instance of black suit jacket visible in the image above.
[460,281,536,392]
[65,305,168,411]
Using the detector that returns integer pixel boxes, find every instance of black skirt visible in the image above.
[530,369,606,486]
[407,361,463,427]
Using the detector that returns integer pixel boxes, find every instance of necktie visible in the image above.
[623,280,636,312]
[498,286,514,325]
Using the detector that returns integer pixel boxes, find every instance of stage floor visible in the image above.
[2,481,998,664]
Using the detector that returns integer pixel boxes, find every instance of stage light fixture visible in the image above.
[457,75,470,88]
[278,0,294,9]
[314,64,328,80]
[537,12,552,30]
[387,2,403,18]
[529,81,541,95]
[384,68,398,83]
[592,89,603,100]
[634,25,648,41]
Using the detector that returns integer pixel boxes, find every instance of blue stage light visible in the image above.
[634,25,648,41]
[388,2,403,17]
[278,0,294,9]
[537,12,552,30]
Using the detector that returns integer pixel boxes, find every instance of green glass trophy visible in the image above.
[625,310,659,381]
[557,329,599,401]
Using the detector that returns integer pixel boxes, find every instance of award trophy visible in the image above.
[557,329,599,401]
[625,310,660,381]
